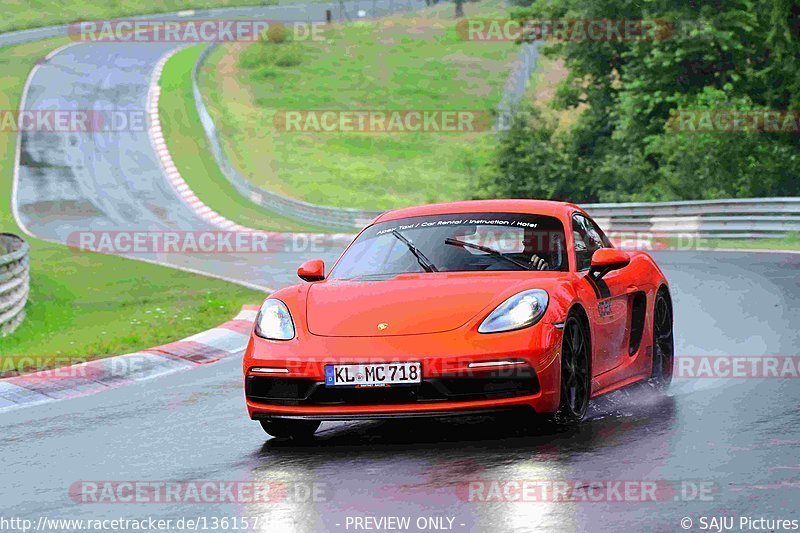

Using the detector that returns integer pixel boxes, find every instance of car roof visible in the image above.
[373,199,584,223]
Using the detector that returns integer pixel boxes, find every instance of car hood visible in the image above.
[305,272,563,337]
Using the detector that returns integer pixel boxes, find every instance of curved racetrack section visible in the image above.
[14,38,342,289]
[5,10,800,532]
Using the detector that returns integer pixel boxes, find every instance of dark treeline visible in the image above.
[476,0,800,202]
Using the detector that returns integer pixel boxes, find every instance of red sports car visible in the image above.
[243,200,674,438]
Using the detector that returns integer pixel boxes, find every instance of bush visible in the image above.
[648,88,800,199]
[239,39,303,76]
[252,65,279,79]
[238,42,272,69]
[474,106,583,201]
[260,23,289,44]
[651,131,800,200]
[272,44,303,67]
[594,149,659,202]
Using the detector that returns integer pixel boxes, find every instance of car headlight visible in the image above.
[478,289,549,334]
[254,299,295,340]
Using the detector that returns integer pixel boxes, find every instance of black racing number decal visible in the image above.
[584,273,611,299]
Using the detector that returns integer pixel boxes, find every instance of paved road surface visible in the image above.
[2,251,799,532]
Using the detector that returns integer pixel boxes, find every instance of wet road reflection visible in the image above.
[242,387,680,532]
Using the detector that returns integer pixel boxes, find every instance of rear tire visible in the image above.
[259,419,320,439]
[649,289,674,391]
[554,311,591,425]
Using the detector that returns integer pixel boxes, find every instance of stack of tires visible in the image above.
[0,233,30,336]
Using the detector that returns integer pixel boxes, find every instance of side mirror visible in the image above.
[589,249,630,280]
[297,259,325,282]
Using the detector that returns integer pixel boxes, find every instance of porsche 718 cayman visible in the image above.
[243,200,674,438]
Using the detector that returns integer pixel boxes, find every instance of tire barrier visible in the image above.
[0,233,30,337]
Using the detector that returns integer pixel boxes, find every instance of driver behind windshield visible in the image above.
[330,213,568,279]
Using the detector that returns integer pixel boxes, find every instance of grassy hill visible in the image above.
[198,0,520,210]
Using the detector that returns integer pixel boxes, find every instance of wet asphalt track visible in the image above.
[6,5,800,532]
[1,251,799,532]
[13,1,425,289]
[15,38,339,290]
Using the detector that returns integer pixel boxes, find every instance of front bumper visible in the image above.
[243,323,563,420]
[251,407,531,421]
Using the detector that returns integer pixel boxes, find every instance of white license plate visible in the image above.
[324,362,421,387]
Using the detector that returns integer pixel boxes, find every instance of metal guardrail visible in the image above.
[0,234,30,336]
[496,42,538,128]
[584,197,800,239]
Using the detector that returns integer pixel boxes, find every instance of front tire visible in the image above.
[649,289,674,391]
[259,418,320,439]
[554,312,591,424]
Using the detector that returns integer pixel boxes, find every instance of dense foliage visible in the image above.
[477,0,800,202]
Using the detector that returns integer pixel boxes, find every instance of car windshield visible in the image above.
[330,212,568,279]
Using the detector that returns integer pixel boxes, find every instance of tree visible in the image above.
[474,107,588,201]
[484,0,800,202]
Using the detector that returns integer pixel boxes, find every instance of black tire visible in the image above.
[554,311,591,424]
[649,289,674,391]
[259,418,320,439]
